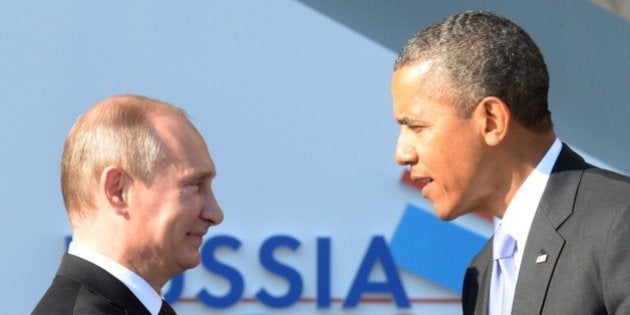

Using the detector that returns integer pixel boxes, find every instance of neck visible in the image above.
[72,224,166,293]
[488,130,556,218]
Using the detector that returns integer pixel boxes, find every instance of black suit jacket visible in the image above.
[463,144,630,314]
[32,253,151,314]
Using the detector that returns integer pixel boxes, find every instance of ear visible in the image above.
[474,96,511,146]
[99,165,129,215]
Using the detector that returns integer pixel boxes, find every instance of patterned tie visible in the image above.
[489,223,517,315]
[159,299,177,315]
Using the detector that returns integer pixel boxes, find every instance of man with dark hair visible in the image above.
[392,11,630,314]
[33,95,224,314]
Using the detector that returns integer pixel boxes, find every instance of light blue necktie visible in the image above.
[489,223,517,315]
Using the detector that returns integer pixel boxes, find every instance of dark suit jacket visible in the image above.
[32,253,151,314]
[463,144,630,314]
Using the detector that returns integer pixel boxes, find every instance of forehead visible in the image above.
[392,62,455,118]
[394,60,434,83]
[392,61,444,100]
[152,114,215,172]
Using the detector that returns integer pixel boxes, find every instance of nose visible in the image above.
[395,131,418,166]
[201,189,224,226]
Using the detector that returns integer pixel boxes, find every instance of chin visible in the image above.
[433,206,459,221]
[178,253,202,270]
[435,213,457,221]
[188,255,202,268]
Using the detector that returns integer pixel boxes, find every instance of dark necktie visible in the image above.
[159,299,177,315]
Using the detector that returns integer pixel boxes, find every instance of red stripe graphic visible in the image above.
[177,296,461,304]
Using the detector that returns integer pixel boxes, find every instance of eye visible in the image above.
[183,181,202,193]
[407,124,425,132]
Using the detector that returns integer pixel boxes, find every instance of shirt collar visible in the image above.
[500,138,562,267]
[68,241,163,315]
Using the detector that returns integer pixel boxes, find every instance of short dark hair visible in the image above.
[395,11,552,132]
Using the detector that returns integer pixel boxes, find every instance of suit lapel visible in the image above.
[475,244,492,315]
[512,213,566,313]
[57,254,151,314]
[511,144,586,313]
[462,241,492,315]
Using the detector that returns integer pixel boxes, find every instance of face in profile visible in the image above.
[392,62,491,221]
[126,114,224,278]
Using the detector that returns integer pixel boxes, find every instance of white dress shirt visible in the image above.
[68,241,162,315]
[499,138,562,279]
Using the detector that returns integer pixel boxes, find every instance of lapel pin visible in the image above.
[536,253,548,264]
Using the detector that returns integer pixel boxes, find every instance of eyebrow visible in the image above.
[182,170,216,183]
[396,117,422,125]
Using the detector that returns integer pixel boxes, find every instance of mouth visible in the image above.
[411,176,434,193]
[186,231,206,247]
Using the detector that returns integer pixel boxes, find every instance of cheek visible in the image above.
[174,194,204,222]
[433,140,480,186]
[159,198,189,229]
[447,149,485,196]
[415,134,448,170]
[183,193,204,212]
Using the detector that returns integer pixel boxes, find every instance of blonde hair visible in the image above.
[61,94,186,220]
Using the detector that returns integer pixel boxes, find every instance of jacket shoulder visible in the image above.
[579,165,630,205]
[32,275,126,315]
[32,275,80,314]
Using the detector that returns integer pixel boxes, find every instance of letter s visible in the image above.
[197,235,244,309]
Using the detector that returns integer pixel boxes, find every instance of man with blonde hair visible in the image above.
[33,95,223,314]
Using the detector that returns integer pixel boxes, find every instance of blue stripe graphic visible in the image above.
[390,204,488,294]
